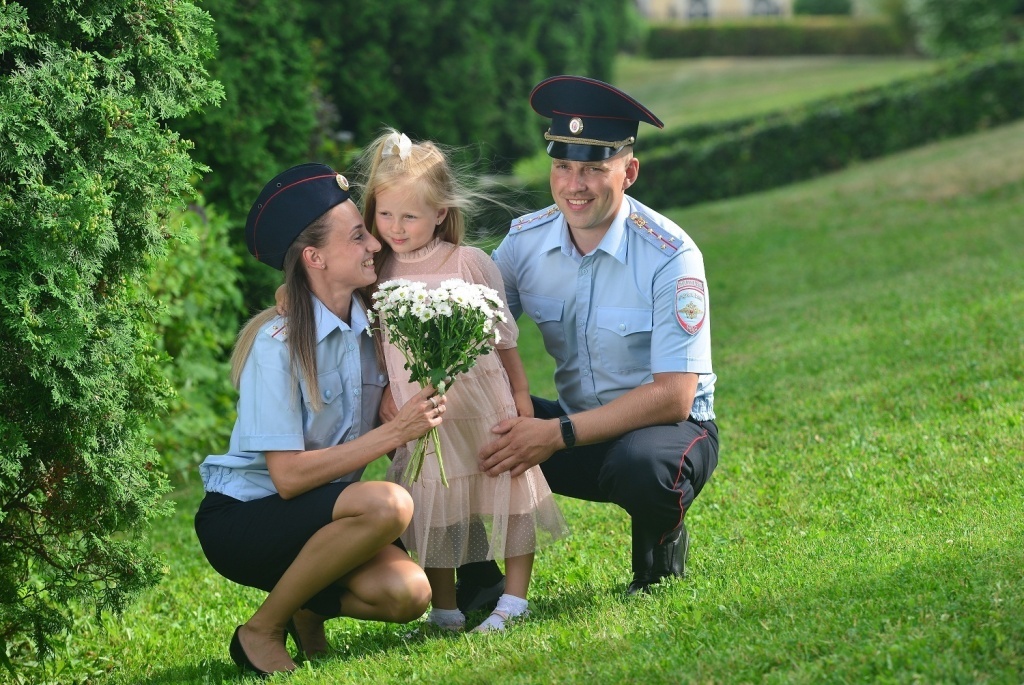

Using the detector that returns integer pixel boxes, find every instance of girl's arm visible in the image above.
[265,386,444,499]
[497,347,533,418]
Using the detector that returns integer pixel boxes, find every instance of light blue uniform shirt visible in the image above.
[199,295,388,501]
[492,195,716,421]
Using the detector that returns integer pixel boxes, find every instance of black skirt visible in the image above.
[194,481,404,617]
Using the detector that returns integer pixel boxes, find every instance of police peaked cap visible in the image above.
[245,163,352,270]
[530,75,664,162]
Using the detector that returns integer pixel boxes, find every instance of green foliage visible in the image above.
[308,0,631,170]
[173,0,321,221]
[147,203,243,480]
[645,17,907,57]
[0,0,220,663]
[794,0,853,15]
[908,0,1020,57]
[873,0,917,47]
[632,45,1024,210]
[173,0,323,310]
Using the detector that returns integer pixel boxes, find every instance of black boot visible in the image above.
[455,560,505,613]
[627,523,690,595]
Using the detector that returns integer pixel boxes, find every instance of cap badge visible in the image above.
[336,174,350,191]
[568,117,584,135]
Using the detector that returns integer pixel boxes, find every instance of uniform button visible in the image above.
[354,389,360,397]
[324,389,332,399]
[348,344,355,351]
[582,369,590,376]
[378,374,386,382]
[619,323,626,331]
[580,268,589,275]
[534,310,541,318]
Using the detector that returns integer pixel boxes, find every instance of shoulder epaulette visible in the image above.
[627,210,680,253]
[510,204,560,233]
[264,320,288,342]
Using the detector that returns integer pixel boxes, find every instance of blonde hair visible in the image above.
[230,307,278,389]
[230,210,335,413]
[357,128,479,283]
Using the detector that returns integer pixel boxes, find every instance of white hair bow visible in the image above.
[382,131,412,161]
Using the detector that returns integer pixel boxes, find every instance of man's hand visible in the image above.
[478,416,561,478]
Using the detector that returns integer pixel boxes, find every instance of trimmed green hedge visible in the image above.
[794,0,852,16]
[631,46,1024,210]
[646,17,907,57]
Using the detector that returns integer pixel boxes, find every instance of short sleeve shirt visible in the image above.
[199,295,388,501]
[492,195,716,420]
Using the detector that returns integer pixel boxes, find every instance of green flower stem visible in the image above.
[431,426,448,488]
[401,425,448,488]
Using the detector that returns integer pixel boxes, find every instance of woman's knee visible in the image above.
[336,481,414,535]
[392,569,432,622]
[372,565,432,623]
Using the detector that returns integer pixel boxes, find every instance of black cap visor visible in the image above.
[547,141,625,162]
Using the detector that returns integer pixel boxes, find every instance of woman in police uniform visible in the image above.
[194,164,445,676]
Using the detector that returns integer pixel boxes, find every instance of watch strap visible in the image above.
[559,415,576,448]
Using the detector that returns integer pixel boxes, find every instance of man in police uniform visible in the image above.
[458,75,719,608]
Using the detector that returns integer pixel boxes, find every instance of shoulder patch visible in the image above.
[510,204,560,233]
[264,320,288,342]
[675,278,706,335]
[627,210,679,253]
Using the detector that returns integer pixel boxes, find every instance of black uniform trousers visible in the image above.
[459,395,719,584]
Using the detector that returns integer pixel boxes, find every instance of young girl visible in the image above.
[363,129,569,633]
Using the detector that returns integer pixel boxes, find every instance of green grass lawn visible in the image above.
[613,54,939,133]
[9,123,1024,685]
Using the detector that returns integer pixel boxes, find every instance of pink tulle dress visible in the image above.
[379,238,569,568]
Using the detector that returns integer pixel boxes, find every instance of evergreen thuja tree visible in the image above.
[0,0,221,661]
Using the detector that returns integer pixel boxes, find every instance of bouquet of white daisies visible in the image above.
[371,278,507,487]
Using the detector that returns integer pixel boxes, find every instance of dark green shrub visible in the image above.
[308,0,631,169]
[794,0,852,16]
[0,0,220,661]
[875,0,917,48]
[173,0,323,311]
[909,0,1019,57]
[148,202,243,480]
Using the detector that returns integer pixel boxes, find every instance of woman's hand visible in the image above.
[390,385,446,444]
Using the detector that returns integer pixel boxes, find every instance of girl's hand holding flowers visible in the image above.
[372,278,507,487]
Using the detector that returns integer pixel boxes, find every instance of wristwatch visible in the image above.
[559,415,577,449]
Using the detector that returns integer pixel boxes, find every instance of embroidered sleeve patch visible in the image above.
[675,278,706,335]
